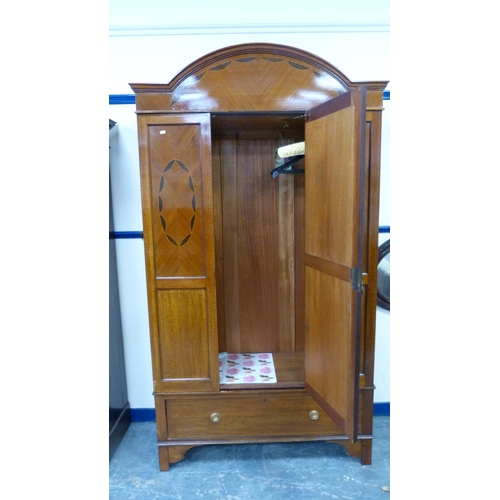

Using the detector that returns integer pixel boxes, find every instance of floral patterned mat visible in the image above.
[219,353,277,384]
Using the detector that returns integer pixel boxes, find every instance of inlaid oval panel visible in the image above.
[158,159,196,247]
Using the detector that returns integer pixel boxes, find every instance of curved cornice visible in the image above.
[109,22,389,37]
[129,43,388,113]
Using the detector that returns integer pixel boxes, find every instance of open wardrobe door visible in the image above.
[303,87,366,442]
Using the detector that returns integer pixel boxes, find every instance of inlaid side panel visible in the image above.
[137,113,219,393]
[148,123,206,278]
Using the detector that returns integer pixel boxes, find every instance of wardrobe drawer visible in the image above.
[166,394,343,439]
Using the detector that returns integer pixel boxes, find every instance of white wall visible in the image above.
[109,0,390,409]
[376,100,390,403]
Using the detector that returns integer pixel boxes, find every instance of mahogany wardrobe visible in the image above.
[130,43,388,470]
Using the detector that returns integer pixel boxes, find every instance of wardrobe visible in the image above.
[130,43,388,470]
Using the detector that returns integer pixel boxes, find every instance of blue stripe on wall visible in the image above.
[373,402,390,416]
[109,94,136,105]
[110,228,389,239]
[109,231,143,239]
[130,408,156,422]
[109,91,390,105]
[110,228,390,239]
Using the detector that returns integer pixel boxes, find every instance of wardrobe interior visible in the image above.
[211,113,308,390]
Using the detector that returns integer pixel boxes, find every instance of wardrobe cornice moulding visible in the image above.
[109,22,390,37]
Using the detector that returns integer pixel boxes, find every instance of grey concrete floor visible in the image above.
[109,416,390,499]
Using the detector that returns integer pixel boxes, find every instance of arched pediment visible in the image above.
[131,43,385,113]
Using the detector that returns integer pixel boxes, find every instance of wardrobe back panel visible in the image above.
[294,173,306,352]
[213,137,304,354]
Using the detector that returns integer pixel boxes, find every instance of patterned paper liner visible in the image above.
[219,353,277,384]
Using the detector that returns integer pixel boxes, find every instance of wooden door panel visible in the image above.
[155,289,213,391]
[304,267,356,428]
[148,123,206,278]
[304,89,366,441]
[305,95,358,265]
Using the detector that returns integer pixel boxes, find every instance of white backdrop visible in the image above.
[109,0,390,408]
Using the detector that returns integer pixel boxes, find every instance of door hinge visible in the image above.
[350,267,362,292]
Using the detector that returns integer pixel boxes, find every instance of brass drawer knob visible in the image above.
[210,412,220,423]
[309,410,319,421]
